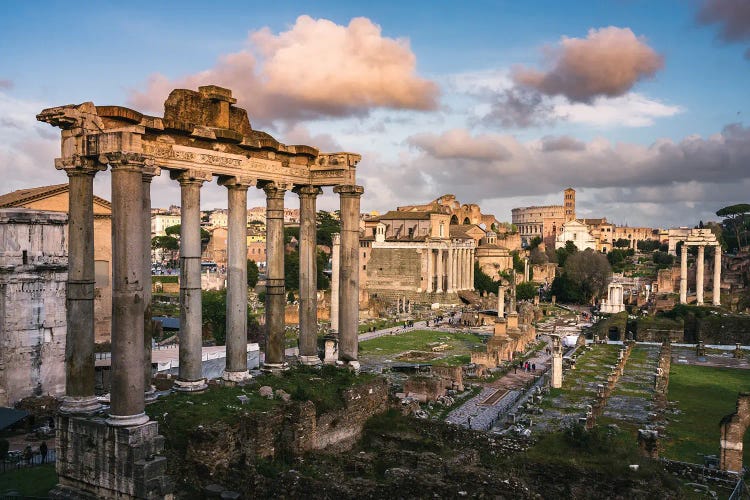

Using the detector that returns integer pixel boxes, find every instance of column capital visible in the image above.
[218,175,255,190]
[260,181,288,197]
[100,152,154,171]
[141,165,161,182]
[170,168,213,186]
[55,155,107,176]
[333,184,364,197]
[293,185,323,197]
[331,232,340,245]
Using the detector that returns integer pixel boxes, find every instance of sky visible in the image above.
[1,0,749,228]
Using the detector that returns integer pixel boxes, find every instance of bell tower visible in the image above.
[564,188,576,222]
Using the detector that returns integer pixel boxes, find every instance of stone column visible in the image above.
[446,247,454,293]
[524,258,529,282]
[696,245,705,306]
[470,248,475,290]
[296,185,322,365]
[679,244,688,304]
[107,153,150,427]
[551,335,563,389]
[331,233,340,333]
[713,246,721,306]
[334,185,364,368]
[426,247,433,293]
[59,159,104,414]
[459,248,466,290]
[173,170,210,391]
[263,182,287,370]
[220,176,254,382]
[498,286,505,317]
[436,248,444,293]
[142,166,160,402]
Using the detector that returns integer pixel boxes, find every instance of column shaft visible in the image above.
[60,167,100,414]
[223,178,252,381]
[470,249,475,289]
[175,172,208,390]
[498,286,505,317]
[142,168,159,399]
[426,247,433,293]
[436,248,444,292]
[297,186,322,365]
[696,245,705,305]
[713,247,721,306]
[335,185,364,365]
[108,156,148,426]
[446,247,454,293]
[263,183,286,368]
[679,245,687,304]
[331,233,340,333]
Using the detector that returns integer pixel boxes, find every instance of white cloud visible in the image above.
[554,93,683,127]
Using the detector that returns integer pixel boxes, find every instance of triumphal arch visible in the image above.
[38,86,361,498]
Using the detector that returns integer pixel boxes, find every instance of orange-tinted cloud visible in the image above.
[129,16,438,125]
[407,129,512,161]
[512,27,663,102]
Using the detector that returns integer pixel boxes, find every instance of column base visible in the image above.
[261,362,289,373]
[298,355,322,366]
[59,395,102,415]
[105,412,150,428]
[173,378,208,393]
[222,369,251,383]
[144,386,158,404]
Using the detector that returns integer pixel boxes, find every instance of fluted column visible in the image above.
[470,248,475,289]
[221,176,254,382]
[331,233,340,333]
[142,166,160,401]
[173,170,211,391]
[296,185,323,365]
[446,247,454,293]
[107,153,150,427]
[713,246,721,306]
[58,158,104,414]
[436,248,444,293]
[680,244,688,304]
[334,184,364,367]
[696,245,705,305]
[262,182,287,370]
[498,286,505,317]
[426,247,433,293]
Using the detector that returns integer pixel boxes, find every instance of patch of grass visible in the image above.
[152,275,179,284]
[0,463,57,496]
[664,364,750,464]
[359,329,483,356]
[431,354,471,367]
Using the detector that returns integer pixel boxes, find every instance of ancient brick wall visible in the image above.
[366,247,421,296]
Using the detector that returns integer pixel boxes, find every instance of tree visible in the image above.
[614,238,631,249]
[285,249,300,290]
[284,226,300,245]
[511,251,524,273]
[550,273,585,304]
[165,224,210,247]
[529,246,548,265]
[564,249,612,303]
[247,259,259,288]
[529,236,542,249]
[316,210,341,247]
[202,289,261,345]
[516,281,539,301]
[474,262,499,295]
[637,240,660,252]
[287,291,296,303]
[653,251,675,270]
[716,203,750,251]
[556,241,578,268]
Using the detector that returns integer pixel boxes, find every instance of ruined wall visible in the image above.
[0,209,67,406]
[686,314,750,344]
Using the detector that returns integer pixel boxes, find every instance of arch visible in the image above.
[720,392,750,472]
[463,217,471,225]
[450,215,459,225]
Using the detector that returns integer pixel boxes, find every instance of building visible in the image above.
[208,209,228,228]
[0,184,113,342]
[151,211,181,236]
[0,209,68,406]
[555,219,597,251]
[512,188,575,247]
[397,194,500,228]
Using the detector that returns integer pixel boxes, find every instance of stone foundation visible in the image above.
[51,414,172,499]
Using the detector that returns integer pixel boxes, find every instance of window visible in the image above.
[362,265,366,270]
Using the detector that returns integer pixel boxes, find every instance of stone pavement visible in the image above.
[603,344,660,424]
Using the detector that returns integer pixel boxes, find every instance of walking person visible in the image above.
[40,441,48,464]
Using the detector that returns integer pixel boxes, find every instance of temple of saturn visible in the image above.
[37,85,361,499]
[677,229,721,306]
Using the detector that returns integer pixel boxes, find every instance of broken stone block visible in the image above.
[275,389,291,402]
[259,386,274,399]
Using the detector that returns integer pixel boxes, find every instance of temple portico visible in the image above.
[677,229,722,306]
[38,85,362,498]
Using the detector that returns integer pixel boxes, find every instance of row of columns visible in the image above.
[679,244,721,306]
[59,152,364,425]
[424,246,474,293]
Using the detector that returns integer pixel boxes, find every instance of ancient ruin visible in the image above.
[37,85,362,498]
[677,228,721,306]
[719,392,750,473]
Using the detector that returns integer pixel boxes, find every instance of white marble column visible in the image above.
[331,233,340,333]
[696,245,705,305]
[680,244,688,304]
[173,169,211,391]
[426,247,433,293]
[713,246,721,306]
[498,286,505,317]
[436,248,444,293]
[469,248,475,290]
[446,247,454,293]
[221,176,254,382]
[524,257,529,282]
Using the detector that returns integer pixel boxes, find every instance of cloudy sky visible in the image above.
[1,0,749,227]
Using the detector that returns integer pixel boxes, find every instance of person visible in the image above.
[532,362,536,372]
[40,441,48,464]
[23,444,33,465]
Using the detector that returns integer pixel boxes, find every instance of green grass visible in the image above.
[431,354,471,366]
[359,330,484,356]
[0,463,57,496]
[664,364,750,464]
[152,275,179,284]
[358,318,404,333]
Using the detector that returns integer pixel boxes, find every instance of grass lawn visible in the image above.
[359,330,484,357]
[665,364,750,464]
[0,463,57,496]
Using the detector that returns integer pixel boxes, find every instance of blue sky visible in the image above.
[1,0,749,227]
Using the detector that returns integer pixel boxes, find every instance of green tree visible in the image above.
[285,249,300,290]
[287,291,296,303]
[564,249,612,303]
[716,203,750,251]
[516,281,539,301]
[316,210,341,247]
[614,238,630,249]
[550,273,585,304]
[637,240,661,252]
[653,251,675,270]
[165,224,210,247]
[247,259,259,288]
[316,250,330,289]
[202,290,227,345]
[511,251,525,273]
[474,262,499,295]
[529,236,542,249]
[284,226,300,245]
